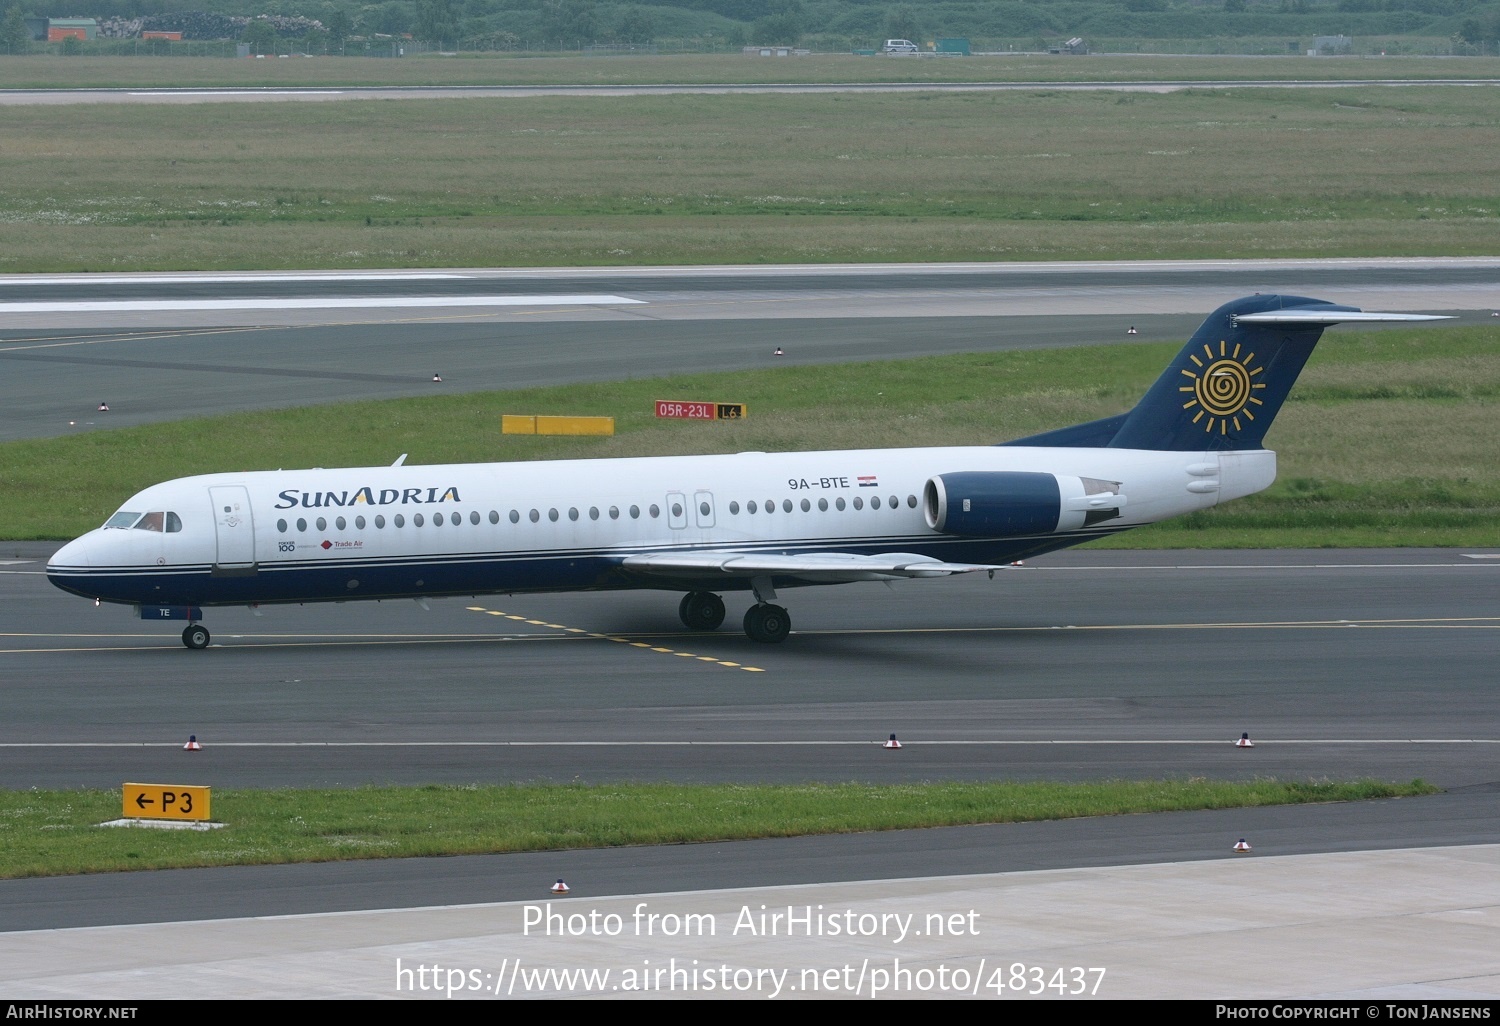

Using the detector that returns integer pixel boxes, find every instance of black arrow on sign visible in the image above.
[134,793,154,809]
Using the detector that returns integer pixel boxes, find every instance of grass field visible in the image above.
[3,324,1495,545]
[2,83,1496,270]
[0,779,1434,879]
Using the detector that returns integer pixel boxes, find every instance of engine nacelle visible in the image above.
[923,472,1126,537]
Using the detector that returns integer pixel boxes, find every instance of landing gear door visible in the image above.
[208,485,256,570]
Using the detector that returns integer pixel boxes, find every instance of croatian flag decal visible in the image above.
[858,475,879,488]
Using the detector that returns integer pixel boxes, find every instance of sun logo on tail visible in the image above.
[1179,340,1266,435]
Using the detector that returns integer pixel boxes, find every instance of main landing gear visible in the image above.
[182,623,210,650]
[678,591,726,631]
[742,602,790,644]
[678,578,792,644]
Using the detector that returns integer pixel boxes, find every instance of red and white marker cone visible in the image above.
[883,733,902,749]
[550,879,570,894]
[1235,732,1254,748]
[1233,838,1252,852]
[183,735,202,752]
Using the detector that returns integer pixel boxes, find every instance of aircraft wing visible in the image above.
[621,550,1002,584]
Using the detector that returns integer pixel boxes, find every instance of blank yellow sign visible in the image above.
[123,783,210,821]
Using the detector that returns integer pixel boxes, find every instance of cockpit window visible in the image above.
[165,512,182,533]
[105,512,142,529]
[135,512,166,532]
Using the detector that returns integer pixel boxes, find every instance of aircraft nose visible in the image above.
[48,535,94,572]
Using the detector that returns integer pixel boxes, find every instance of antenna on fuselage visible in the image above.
[392,454,407,467]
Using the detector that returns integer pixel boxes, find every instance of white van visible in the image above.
[883,39,919,54]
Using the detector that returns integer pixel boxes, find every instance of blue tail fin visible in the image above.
[1006,294,1444,452]
[1109,294,1343,451]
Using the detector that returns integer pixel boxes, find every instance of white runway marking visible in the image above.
[1,738,1495,747]
[0,273,469,285]
[0,295,644,313]
[129,90,346,96]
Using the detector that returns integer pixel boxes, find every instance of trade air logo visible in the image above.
[1179,340,1266,435]
[274,486,462,509]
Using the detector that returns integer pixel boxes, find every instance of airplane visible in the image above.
[46,294,1448,649]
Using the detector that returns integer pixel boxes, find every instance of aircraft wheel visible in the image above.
[743,603,790,643]
[182,624,210,650]
[678,591,726,631]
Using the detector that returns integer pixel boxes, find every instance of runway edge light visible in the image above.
[551,879,570,893]
[884,733,902,749]
[1234,838,1253,853]
[1235,732,1254,748]
[183,734,202,751]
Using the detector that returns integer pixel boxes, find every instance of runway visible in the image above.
[1,258,1495,442]
[3,78,1498,106]
[5,544,1497,791]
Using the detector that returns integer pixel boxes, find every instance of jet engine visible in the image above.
[923,472,1126,537]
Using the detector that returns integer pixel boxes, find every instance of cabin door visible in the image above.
[208,485,256,569]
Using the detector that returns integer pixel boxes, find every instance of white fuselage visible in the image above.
[47,444,1275,610]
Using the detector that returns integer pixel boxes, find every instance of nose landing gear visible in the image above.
[182,624,210,649]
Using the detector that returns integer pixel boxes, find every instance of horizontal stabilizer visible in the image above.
[624,550,1001,584]
[1234,310,1451,325]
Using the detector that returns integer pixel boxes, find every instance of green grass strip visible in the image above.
[0,779,1437,879]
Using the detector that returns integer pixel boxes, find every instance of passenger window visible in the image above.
[853,497,863,510]
[907,494,918,508]
[800,499,811,512]
[489,511,499,525]
[747,501,757,514]
[356,516,367,529]
[375,515,385,528]
[609,506,620,520]
[336,516,347,531]
[548,508,559,522]
[589,507,599,521]
[871,496,882,509]
[529,509,539,523]
[569,508,579,522]
[730,501,740,515]
[629,505,640,519]
[782,499,793,513]
[472,511,482,526]
[649,504,660,518]
[277,519,288,533]
[297,517,308,532]
[316,517,327,531]
[135,512,166,532]
[395,514,405,528]
[835,498,845,511]
[818,498,828,512]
